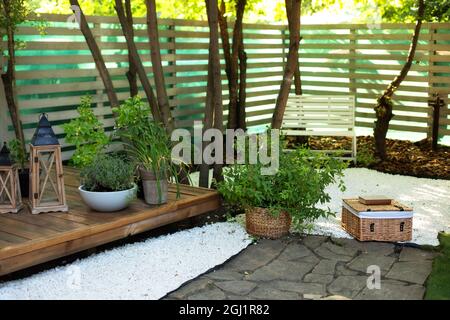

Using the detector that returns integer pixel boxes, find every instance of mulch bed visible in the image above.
[287,135,450,180]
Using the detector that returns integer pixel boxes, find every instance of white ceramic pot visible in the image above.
[78,184,137,212]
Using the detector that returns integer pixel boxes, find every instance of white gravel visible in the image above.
[0,222,251,300]
[311,168,450,246]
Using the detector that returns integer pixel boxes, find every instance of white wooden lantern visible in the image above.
[29,114,68,214]
[0,142,23,214]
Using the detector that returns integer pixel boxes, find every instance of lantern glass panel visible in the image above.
[36,150,60,204]
[0,170,13,205]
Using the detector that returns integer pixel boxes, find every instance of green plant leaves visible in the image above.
[217,147,347,230]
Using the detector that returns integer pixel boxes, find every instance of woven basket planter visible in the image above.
[246,207,291,239]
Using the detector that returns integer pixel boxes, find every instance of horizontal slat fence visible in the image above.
[1,14,449,160]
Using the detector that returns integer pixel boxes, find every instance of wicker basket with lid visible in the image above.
[341,197,413,242]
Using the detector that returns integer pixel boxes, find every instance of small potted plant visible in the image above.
[8,139,29,198]
[79,154,136,212]
[217,148,346,238]
[113,96,184,205]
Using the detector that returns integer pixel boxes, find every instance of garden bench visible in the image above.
[281,95,357,163]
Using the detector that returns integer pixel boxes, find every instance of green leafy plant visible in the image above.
[63,96,110,168]
[8,138,28,170]
[217,147,347,230]
[113,96,186,190]
[357,145,377,167]
[80,154,135,192]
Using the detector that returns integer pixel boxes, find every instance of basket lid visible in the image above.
[343,198,413,212]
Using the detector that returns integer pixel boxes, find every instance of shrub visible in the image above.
[8,139,28,170]
[80,154,135,192]
[357,145,377,167]
[113,96,185,181]
[217,148,347,230]
[63,96,110,168]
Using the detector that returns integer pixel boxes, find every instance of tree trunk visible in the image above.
[114,0,163,124]
[1,0,25,153]
[200,0,224,187]
[145,0,175,133]
[124,0,138,97]
[271,0,301,129]
[286,0,302,96]
[217,0,234,128]
[217,0,246,130]
[70,0,119,110]
[237,38,247,130]
[374,0,425,159]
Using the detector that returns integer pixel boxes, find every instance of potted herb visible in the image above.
[8,139,29,198]
[217,148,346,238]
[62,96,110,168]
[79,154,136,212]
[113,96,183,205]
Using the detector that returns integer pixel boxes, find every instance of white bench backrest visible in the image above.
[282,95,355,134]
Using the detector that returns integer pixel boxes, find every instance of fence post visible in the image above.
[349,27,357,97]
[167,19,177,126]
[426,23,439,139]
[0,38,12,142]
[281,28,286,67]
[93,20,107,123]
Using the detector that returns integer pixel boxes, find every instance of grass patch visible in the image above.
[425,232,450,300]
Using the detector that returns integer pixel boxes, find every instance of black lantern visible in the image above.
[0,142,23,213]
[29,114,68,214]
[0,142,13,166]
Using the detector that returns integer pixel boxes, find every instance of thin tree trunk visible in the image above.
[114,0,163,124]
[200,0,224,187]
[374,0,425,159]
[218,0,232,102]
[237,38,247,130]
[286,0,302,95]
[124,0,138,97]
[271,0,301,129]
[145,0,174,133]
[217,0,246,130]
[70,0,119,110]
[1,0,25,153]
[199,50,215,188]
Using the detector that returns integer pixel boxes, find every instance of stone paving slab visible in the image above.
[165,235,434,300]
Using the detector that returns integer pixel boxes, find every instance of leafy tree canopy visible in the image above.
[23,0,450,23]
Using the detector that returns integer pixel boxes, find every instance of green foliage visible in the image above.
[0,0,29,35]
[217,148,347,230]
[425,233,450,300]
[62,96,110,168]
[8,138,28,169]
[356,145,376,167]
[380,0,450,22]
[113,96,185,183]
[80,154,135,192]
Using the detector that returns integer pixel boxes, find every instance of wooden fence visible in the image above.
[1,14,449,159]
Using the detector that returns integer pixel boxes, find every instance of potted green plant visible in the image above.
[62,96,110,168]
[217,148,347,238]
[79,154,136,212]
[113,96,183,205]
[8,139,29,198]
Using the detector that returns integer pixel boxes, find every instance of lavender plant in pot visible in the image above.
[113,97,183,205]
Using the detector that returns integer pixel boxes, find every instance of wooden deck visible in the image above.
[0,167,221,277]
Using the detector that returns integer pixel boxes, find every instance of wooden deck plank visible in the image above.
[5,213,88,232]
[0,167,221,276]
[0,231,30,244]
[0,216,61,239]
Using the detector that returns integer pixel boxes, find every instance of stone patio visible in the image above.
[165,235,436,300]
